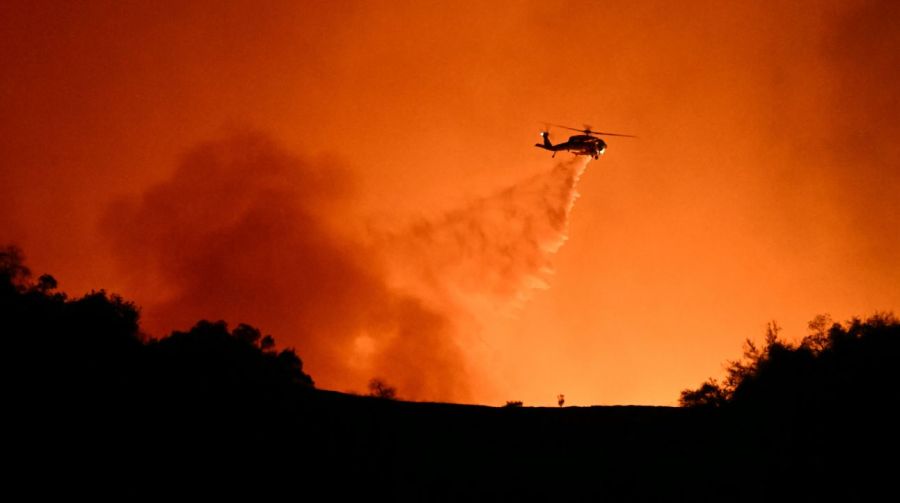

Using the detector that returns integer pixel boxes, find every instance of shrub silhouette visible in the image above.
[151,320,314,398]
[368,378,398,399]
[678,379,727,408]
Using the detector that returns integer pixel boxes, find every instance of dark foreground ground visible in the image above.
[19,387,892,501]
[5,251,895,501]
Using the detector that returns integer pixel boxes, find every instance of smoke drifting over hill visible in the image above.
[103,134,590,401]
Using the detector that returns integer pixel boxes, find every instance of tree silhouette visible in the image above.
[0,245,30,288]
[680,314,900,409]
[678,379,727,408]
[3,244,313,413]
[368,378,398,399]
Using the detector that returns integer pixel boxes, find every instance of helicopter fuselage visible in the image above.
[535,132,607,159]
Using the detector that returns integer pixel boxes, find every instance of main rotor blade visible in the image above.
[547,123,587,133]
[547,123,636,138]
[588,131,637,138]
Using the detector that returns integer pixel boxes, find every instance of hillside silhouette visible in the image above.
[4,244,898,499]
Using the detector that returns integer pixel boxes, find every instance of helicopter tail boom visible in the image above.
[535,131,554,150]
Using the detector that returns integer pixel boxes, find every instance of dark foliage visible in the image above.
[3,246,142,398]
[680,314,900,499]
[2,245,313,411]
[367,377,398,399]
[680,315,900,409]
[678,379,728,408]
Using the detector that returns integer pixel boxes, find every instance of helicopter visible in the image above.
[535,123,635,159]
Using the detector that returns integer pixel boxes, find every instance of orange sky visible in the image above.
[2,0,898,405]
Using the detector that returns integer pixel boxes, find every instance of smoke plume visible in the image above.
[385,157,590,318]
[104,133,591,401]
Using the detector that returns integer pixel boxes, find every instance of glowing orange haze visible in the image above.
[2,1,898,405]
